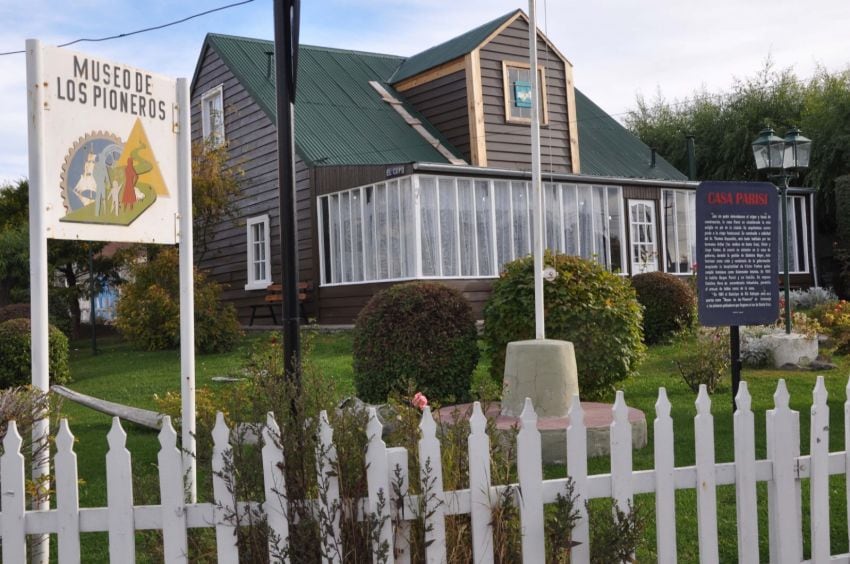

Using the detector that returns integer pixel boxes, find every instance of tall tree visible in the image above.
[192,139,242,264]
[626,61,850,233]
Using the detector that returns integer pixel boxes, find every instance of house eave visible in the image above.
[412,162,700,189]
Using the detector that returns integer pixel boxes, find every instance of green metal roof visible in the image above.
[390,10,519,83]
[203,34,461,167]
[575,88,687,181]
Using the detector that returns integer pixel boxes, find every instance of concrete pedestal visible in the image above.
[501,339,579,418]
[763,332,819,368]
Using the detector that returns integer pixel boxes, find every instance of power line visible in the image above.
[0,0,255,57]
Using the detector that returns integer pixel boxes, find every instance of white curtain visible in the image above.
[363,186,376,281]
[419,177,439,276]
[351,188,364,281]
[475,180,494,276]
[439,178,458,276]
[512,180,530,258]
[401,178,416,278]
[388,181,401,278]
[375,183,388,279]
[578,187,592,259]
[494,180,512,270]
[458,179,476,276]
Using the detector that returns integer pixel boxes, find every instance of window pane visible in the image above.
[388,181,402,279]
[321,198,332,284]
[494,180,512,269]
[330,195,341,283]
[544,183,560,252]
[458,179,476,276]
[439,178,458,276]
[400,178,416,277]
[340,192,352,282]
[675,191,689,273]
[663,191,677,272]
[577,187,592,259]
[475,180,493,276]
[375,184,388,279]
[593,186,608,267]
[562,184,578,256]
[419,177,439,276]
[512,181,530,258]
[351,189,363,282]
[608,187,623,272]
[364,186,376,281]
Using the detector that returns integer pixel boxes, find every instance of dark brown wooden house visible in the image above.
[190,10,817,325]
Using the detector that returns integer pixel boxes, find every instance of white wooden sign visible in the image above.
[31,44,179,243]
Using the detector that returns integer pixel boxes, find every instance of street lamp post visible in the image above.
[751,126,812,334]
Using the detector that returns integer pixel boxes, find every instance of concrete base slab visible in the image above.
[763,332,819,368]
[501,339,579,418]
[438,401,647,464]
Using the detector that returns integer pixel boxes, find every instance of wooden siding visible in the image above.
[318,279,495,325]
[400,70,471,162]
[479,18,572,173]
[312,165,414,195]
[191,45,316,323]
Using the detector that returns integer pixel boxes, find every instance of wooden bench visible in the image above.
[248,282,311,326]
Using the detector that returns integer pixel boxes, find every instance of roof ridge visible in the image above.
[206,33,404,61]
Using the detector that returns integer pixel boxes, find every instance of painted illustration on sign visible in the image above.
[60,118,169,226]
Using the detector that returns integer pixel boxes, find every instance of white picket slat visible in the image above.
[517,398,545,563]
[316,410,341,564]
[733,382,759,564]
[212,412,240,564]
[766,379,803,564]
[810,376,830,564]
[694,386,719,563]
[467,401,494,564]
[846,378,850,547]
[55,419,81,564]
[654,388,677,563]
[418,406,446,563]
[365,407,395,562]
[263,411,290,563]
[567,394,589,564]
[387,447,410,564]
[610,391,633,511]
[157,416,188,564]
[106,417,135,563]
[1,421,27,563]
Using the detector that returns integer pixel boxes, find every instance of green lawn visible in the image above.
[58,329,850,562]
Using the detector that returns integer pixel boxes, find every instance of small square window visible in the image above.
[502,61,548,124]
[201,85,225,147]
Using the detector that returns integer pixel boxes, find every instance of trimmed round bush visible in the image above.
[116,249,242,353]
[631,272,696,344]
[0,303,30,323]
[353,282,479,403]
[0,318,70,388]
[483,252,645,400]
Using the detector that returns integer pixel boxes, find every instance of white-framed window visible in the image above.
[780,195,809,274]
[502,61,548,124]
[245,214,271,290]
[317,175,627,286]
[201,85,225,146]
[662,189,697,274]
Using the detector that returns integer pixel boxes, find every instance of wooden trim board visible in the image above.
[465,50,487,167]
[393,57,465,92]
[564,62,580,173]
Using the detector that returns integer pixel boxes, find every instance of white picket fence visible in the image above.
[1,376,849,562]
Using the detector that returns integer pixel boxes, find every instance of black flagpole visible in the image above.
[273,0,301,384]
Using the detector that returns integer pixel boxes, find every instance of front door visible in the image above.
[629,200,658,274]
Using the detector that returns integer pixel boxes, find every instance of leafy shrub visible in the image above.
[788,287,838,310]
[813,300,850,353]
[740,328,774,368]
[116,248,242,353]
[483,252,645,400]
[353,282,479,403]
[0,303,29,323]
[0,318,70,389]
[631,272,696,344]
[588,499,646,563]
[677,327,729,393]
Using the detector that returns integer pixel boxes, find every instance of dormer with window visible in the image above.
[390,10,579,174]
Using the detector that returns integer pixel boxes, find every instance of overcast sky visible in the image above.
[2,0,849,184]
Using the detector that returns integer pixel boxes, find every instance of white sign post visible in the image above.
[25,40,196,560]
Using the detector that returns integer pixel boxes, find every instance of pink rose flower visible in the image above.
[411,392,428,411]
